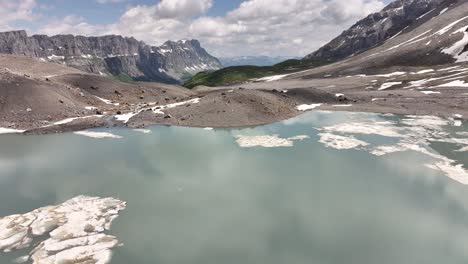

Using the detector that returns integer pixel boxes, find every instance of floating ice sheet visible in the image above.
[235,134,310,148]
[74,131,122,139]
[0,196,126,264]
[315,114,468,184]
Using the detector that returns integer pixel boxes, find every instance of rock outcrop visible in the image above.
[0,30,222,83]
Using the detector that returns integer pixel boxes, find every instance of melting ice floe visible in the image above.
[318,133,368,150]
[74,131,122,139]
[316,115,468,184]
[0,196,126,264]
[134,129,152,134]
[235,134,310,148]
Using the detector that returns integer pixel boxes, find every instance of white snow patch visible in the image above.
[47,55,65,60]
[256,74,289,82]
[438,80,468,87]
[0,127,25,134]
[441,26,468,62]
[95,96,120,106]
[379,82,402,90]
[421,91,441,95]
[436,15,468,35]
[413,69,434,74]
[152,98,201,115]
[296,104,322,111]
[114,98,202,123]
[439,66,460,71]
[115,112,137,124]
[53,115,102,126]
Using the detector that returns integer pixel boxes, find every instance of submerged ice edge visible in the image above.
[316,115,468,184]
[233,114,468,184]
[0,196,126,264]
[235,134,310,148]
[74,131,123,139]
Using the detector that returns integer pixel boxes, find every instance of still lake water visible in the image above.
[1,111,468,264]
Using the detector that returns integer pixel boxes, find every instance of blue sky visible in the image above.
[34,0,246,24]
[1,0,393,57]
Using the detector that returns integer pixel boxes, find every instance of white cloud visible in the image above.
[33,0,385,57]
[97,0,126,3]
[189,17,246,37]
[0,0,37,30]
[154,0,213,18]
[37,15,101,36]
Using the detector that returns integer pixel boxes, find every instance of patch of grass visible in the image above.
[180,72,195,82]
[111,73,135,83]
[183,58,334,89]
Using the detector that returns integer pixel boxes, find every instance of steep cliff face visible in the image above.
[0,31,221,83]
[304,0,450,60]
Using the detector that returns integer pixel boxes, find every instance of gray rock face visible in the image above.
[0,31,221,83]
[305,0,449,60]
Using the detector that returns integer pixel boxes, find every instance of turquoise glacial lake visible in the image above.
[1,111,468,264]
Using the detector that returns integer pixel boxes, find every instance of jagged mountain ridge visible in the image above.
[0,30,222,84]
[287,0,468,77]
[305,0,453,60]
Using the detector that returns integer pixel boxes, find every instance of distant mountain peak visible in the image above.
[0,30,221,83]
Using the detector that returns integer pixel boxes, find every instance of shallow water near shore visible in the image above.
[1,111,468,264]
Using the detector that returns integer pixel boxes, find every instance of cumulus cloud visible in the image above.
[97,0,126,3]
[34,0,386,57]
[154,0,213,18]
[37,15,101,36]
[0,0,37,30]
[185,0,385,56]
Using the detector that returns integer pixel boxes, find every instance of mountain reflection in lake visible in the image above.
[1,111,468,264]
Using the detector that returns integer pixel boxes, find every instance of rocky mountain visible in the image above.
[219,56,300,67]
[298,0,467,74]
[0,30,222,84]
[305,0,452,60]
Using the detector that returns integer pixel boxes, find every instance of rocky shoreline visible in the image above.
[0,53,467,136]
